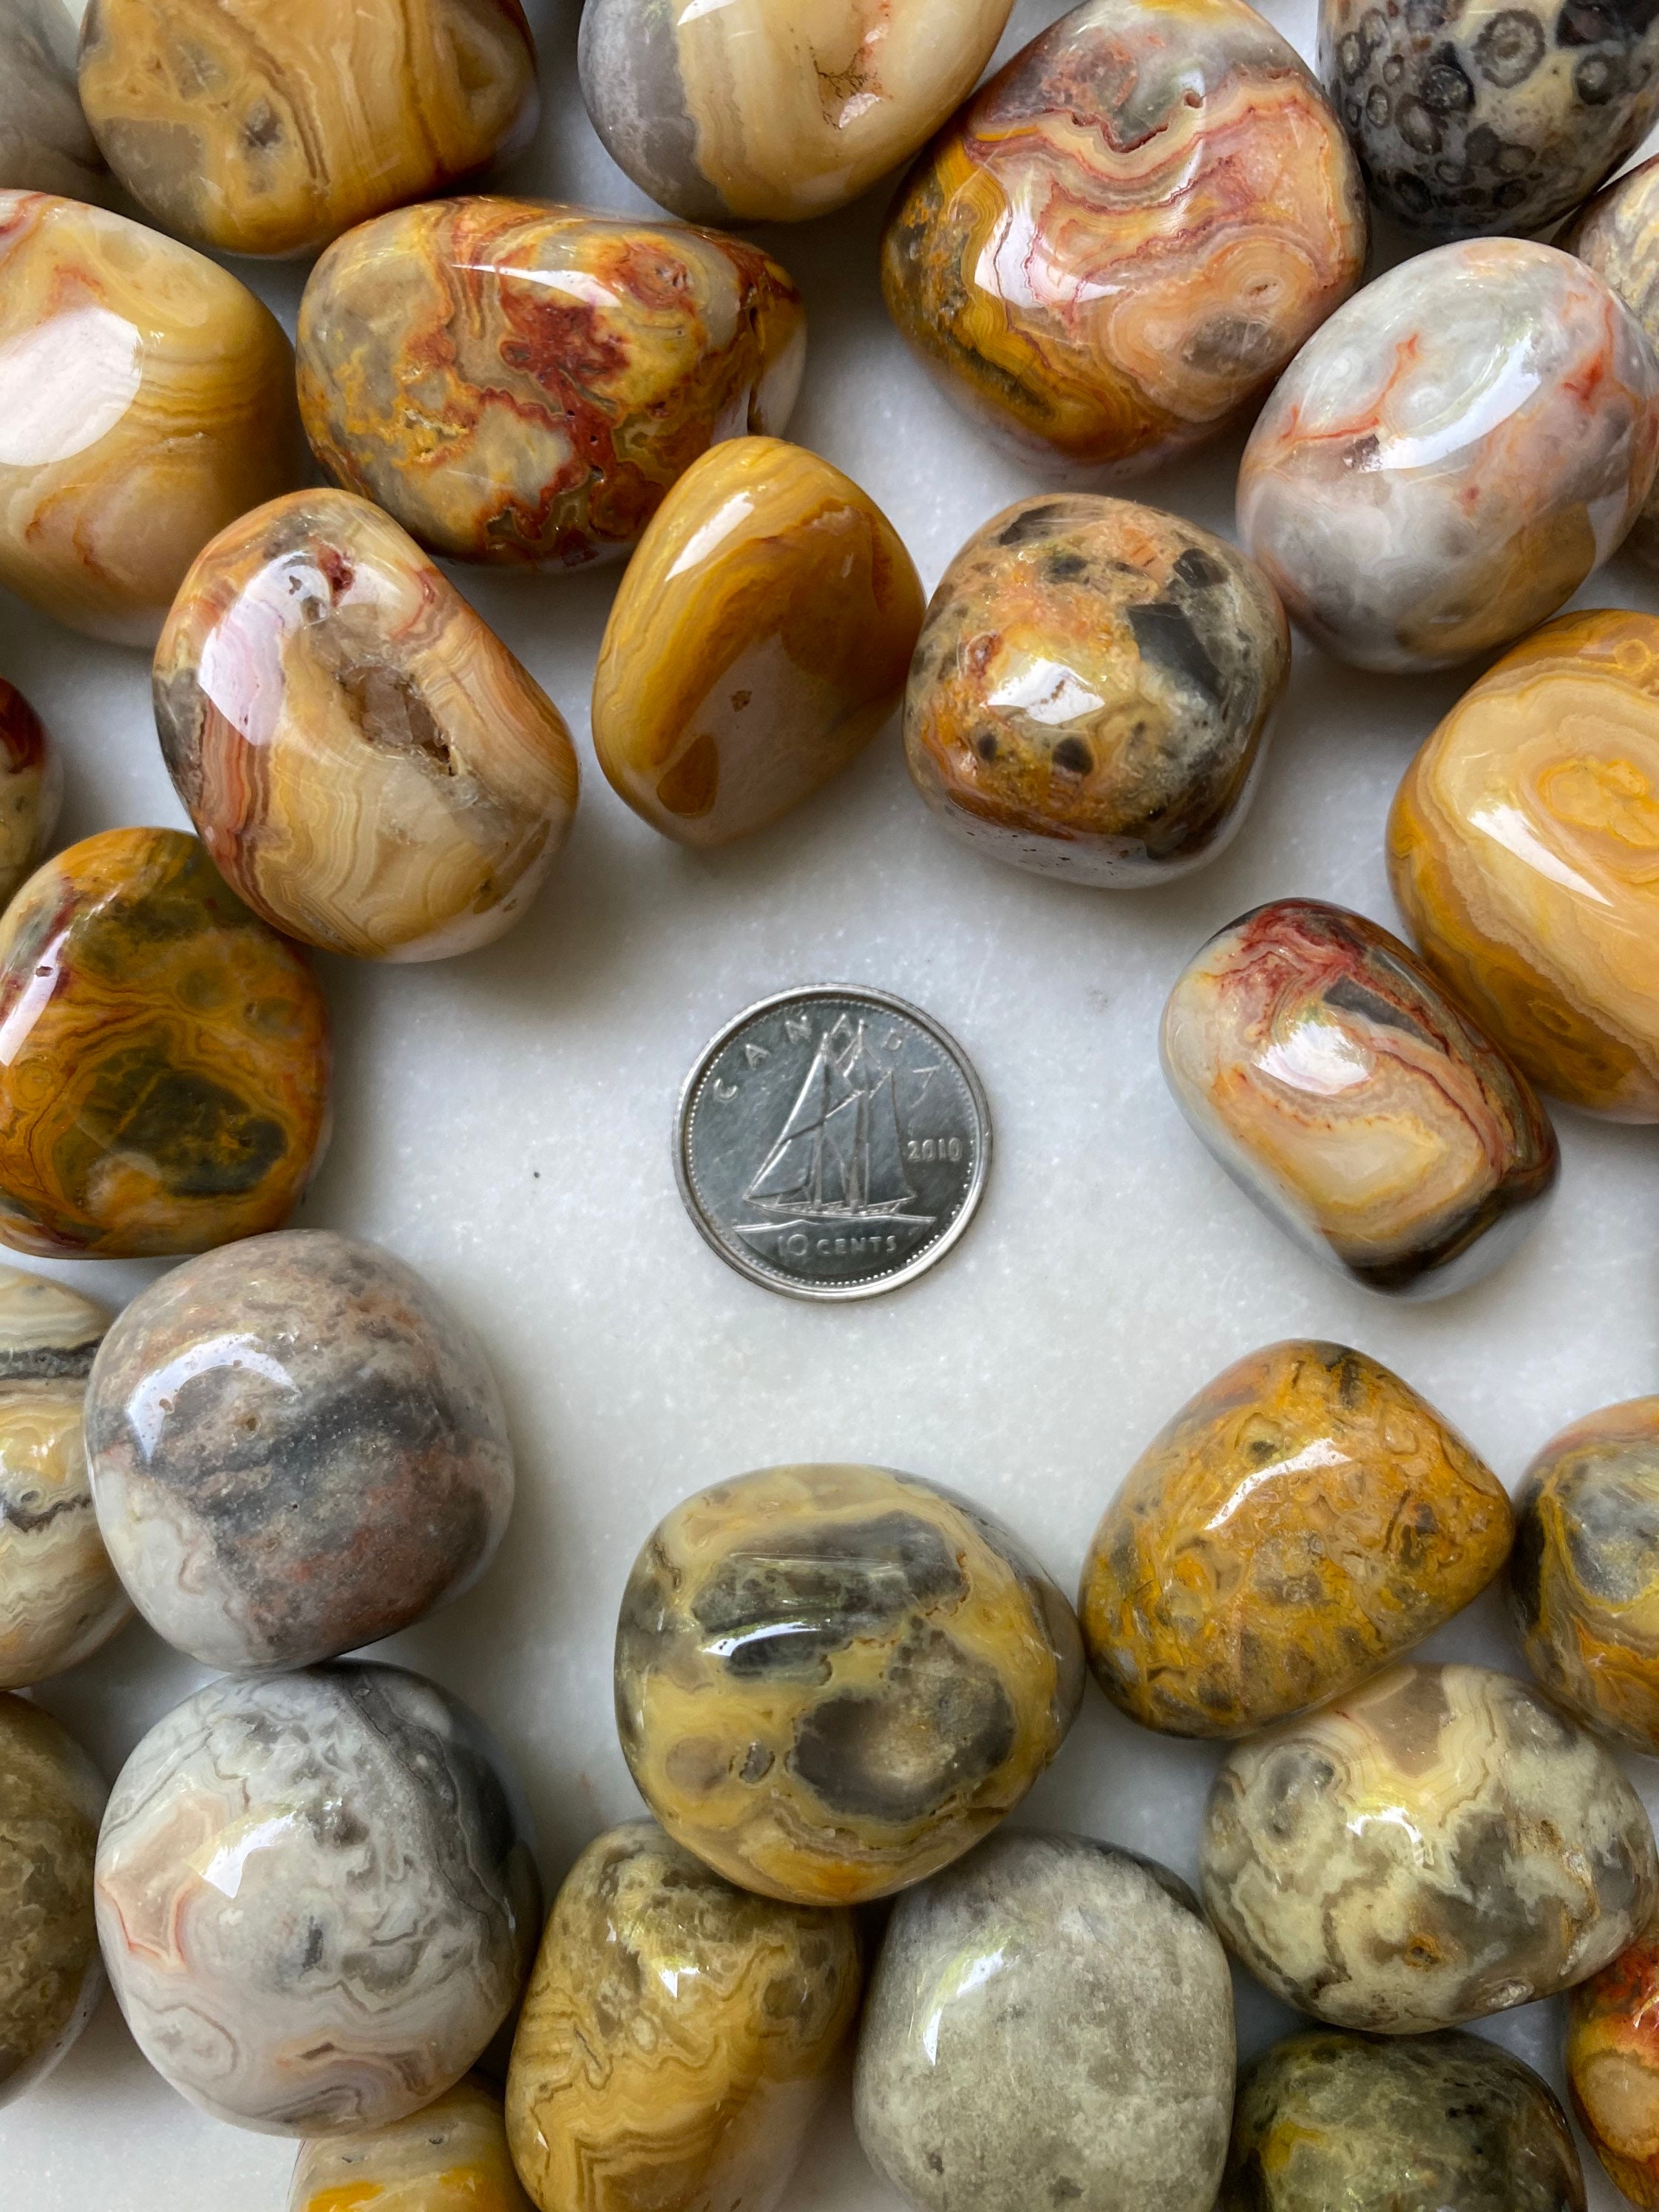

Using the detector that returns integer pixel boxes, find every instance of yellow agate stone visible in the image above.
[289,2077,532,2211]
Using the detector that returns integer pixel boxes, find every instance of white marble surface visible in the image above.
[4,1,1658,2205]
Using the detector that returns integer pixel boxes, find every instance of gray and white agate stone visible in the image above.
[94,1660,540,2135]
[0,0,106,200]
[853,1829,1236,2212]
[84,1229,514,1672]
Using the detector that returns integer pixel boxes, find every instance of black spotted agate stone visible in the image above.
[1221,2029,1587,2211]
[614,1463,1085,1904]
[1318,0,1659,240]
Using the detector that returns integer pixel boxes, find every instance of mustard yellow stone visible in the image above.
[78,0,538,259]
[1389,607,1659,1119]
[1081,1340,1513,1738]
[289,2077,532,2211]
[505,1820,861,2212]
[592,438,923,845]
[0,190,305,647]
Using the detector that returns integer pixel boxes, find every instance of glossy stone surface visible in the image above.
[881,0,1366,471]
[1388,608,1659,1119]
[1566,155,1659,567]
[1160,898,1559,1293]
[95,1662,540,2135]
[0,1266,129,1690]
[0,1694,104,2108]
[1568,1908,1659,2208]
[0,191,305,647]
[580,0,1014,224]
[297,198,805,570]
[855,1831,1235,2212]
[1239,240,1659,673]
[1202,1661,1658,2032]
[593,438,922,847]
[614,1462,1085,1904]
[1223,2029,1587,2212]
[155,489,580,963]
[0,0,106,200]
[905,496,1290,886]
[0,677,61,910]
[1320,0,1659,241]
[85,1230,512,1673]
[78,0,537,259]
[289,2077,532,2212]
[1080,1340,1513,1739]
[1511,1397,1659,1751]
[0,828,330,1259]
[505,1819,861,2212]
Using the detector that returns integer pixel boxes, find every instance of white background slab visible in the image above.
[4,0,1658,2202]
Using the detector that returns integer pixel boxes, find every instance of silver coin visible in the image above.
[674,985,991,1301]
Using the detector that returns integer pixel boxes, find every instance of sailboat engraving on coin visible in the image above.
[675,988,991,1300]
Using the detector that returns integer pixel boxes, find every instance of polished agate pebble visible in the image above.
[289,2077,532,2212]
[881,0,1365,471]
[85,1230,512,1673]
[905,497,1289,886]
[155,489,580,962]
[0,677,61,910]
[1202,1661,1658,2033]
[505,1819,861,2212]
[0,191,305,647]
[1223,2029,1587,2212]
[1160,899,1558,1293]
[0,828,330,1258]
[1239,240,1659,673]
[855,1831,1235,2212]
[1388,608,1659,1119]
[580,0,1013,224]
[615,1462,1085,1904]
[297,198,805,570]
[1080,1340,1512,1740]
[1569,1909,1659,2208]
[78,0,537,259]
[1567,156,1659,567]
[0,1692,104,2106]
[1511,1397,1659,1751]
[0,0,106,200]
[1320,0,1659,242]
[96,1662,540,2135]
[593,438,923,846]
[0,1265,129,1689]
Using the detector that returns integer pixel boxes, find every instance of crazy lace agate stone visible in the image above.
[855,1831,1235,2212]
[580,0,1015,224]
[96,1662,540,2136]
[615,1462,1085,1904]
[0,678,61,911]
[1388,608,1659,1119]
[1320,0,1659,241]
[1079,1340,1513,1738]
[297,199,806,569]
[0,0,106,200]
[1160,899,1559,1293]
[85,1230,513,1674]
[78,0,538,259]
[155,489,580,962]
[904,497,1291,885]
[0,1693,104,2107]
[1567,155,1659,566]
[1223,2030,1587,2212]
[0,828,330,1259]
[1240,240,1659,671]
[0,1265,129,1690]
[505,1820,861,2212]
[0,191,305,646]
[289,2078,533,2212]
[1202,1661,1658,2032]
[881,0,1366,471]
[592,438,923,846]
[1569,1907,1659,2208]
[1511,1396,1659,1751]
